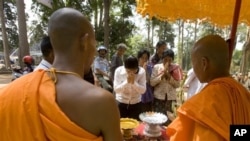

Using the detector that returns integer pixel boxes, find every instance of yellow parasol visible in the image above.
[136,0,250,64]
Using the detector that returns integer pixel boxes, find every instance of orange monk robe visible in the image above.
[0,70,103,141]
[167,77,250,141]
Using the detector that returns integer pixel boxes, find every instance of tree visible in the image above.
[198,21,224,37]
[156,21,175,48]
[96,0,136,59]
[176,19,184,69]
[1,0,18,51]
[103,0,112,49]
[16,0,29,67]
[29,0,92,47]
[0,0,11,68]
[126,34,148,56]
[231,49,242,73]
[240,27,250,75]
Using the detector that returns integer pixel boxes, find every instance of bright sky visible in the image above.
[25,1,41,23]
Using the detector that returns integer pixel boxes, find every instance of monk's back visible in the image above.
[54,74,115,136]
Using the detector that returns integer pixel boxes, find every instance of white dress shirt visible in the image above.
[114,66,146,104]
[184,68,206,99]
[34,59,52,71]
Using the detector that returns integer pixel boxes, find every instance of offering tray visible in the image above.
[120,118,139,129]
[139,112,168,137]
[120,118,139,139]
[139,112,168,125]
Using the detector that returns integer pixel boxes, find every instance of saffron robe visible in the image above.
[167,77,250,141]
[0,70,103,141]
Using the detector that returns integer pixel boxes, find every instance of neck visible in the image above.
[157,52,162,57]
[139,62,144,67]
[99,55,105,58]
[116,52,122,56]
[52,58,85,77]
[206,71,230,83]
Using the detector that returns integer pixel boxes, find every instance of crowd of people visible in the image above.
[232,72,250,91]
[0,7,250,141]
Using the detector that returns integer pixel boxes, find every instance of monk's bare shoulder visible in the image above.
[56,79,118,135]
[81,81,115,102]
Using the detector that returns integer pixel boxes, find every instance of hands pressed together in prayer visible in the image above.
[127,73,135,84]
[162,62,171,80]
[143,62,148,70]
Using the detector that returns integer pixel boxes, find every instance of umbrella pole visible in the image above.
[229,0,242,65]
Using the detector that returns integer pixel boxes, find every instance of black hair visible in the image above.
[124,55,139,69]
[156,41,166,48]
[162,49,174,60]
[137,49,150,60]
[40,36,53,57]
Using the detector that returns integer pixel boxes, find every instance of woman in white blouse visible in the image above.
[113,56,146,120]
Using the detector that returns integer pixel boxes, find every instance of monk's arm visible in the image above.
[167,113,224,141]
[98,92,123,141]
[192,122,226,141]
[167,113,195,141]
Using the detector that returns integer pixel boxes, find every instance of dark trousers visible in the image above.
[141,101,153,113]
[117,101,142,121]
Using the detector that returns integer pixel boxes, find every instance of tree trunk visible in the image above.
[180,21,184,69]
[0,0,11,69]
[177,20,181,67]
[103,0,111,51]
[90,0,98,31]
[151,21,154,48]
[147,19,151,50]
[158,22,163,40]
[194,20,198,42]
[98,1,103,30]
[16,0,29,68]
[240,27,250,75]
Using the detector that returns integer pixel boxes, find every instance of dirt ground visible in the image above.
[0,73,12,88]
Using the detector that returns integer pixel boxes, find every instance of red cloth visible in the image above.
[169,64,182,81]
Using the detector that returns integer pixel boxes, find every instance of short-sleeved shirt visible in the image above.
[93,56,110,74]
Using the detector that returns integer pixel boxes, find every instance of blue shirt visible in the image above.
[93,56,110,74]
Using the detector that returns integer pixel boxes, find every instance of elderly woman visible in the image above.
[150,49,182,125]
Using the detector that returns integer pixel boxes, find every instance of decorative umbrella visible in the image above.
[136,0,250,64]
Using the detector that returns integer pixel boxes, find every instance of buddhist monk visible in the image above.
[0,8,122,141]
[166,35,250,141]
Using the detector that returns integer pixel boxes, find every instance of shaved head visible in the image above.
[48,8,94,52]
[191,35,230,83]
[48,8,96,74]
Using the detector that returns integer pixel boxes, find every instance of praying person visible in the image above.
[113,56,146,120]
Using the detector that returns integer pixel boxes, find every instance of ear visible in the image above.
[80,33,89,51]
[201,57,208,71]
